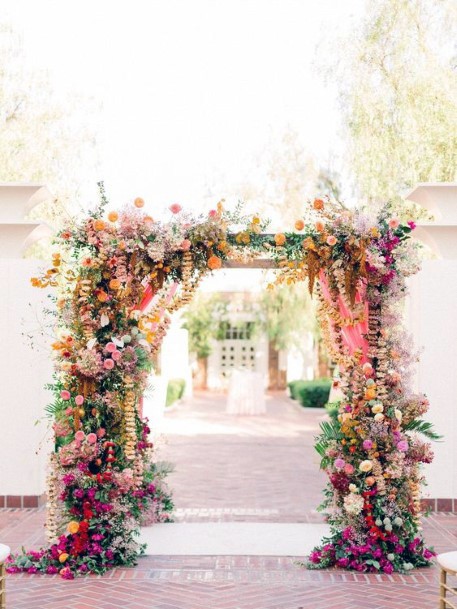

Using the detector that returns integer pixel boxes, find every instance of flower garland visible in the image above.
[8,189,435,578]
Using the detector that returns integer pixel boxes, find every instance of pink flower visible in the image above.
[388,218,400,229]
[334,458,345,469]
[75,395,84,406]
[111,350,122,361]
[104,358,115,370]
[362,439,373,451]
[86,433,97,444]
[397,440,409,452]
[169,203,182,214]
[75,430,85,441]
[104,342,116,353]
[180,239,191,251]
[326,235,337,246]
[97,428,106,438]
[344,463,354,475]
[408,220,416,230]
[65,407,73,416]
[60,390,71,401]
[208,209,218,218]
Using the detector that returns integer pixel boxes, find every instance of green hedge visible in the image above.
[288,378,332,408]
[166,378,186,407]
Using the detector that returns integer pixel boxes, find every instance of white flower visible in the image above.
[343,492,364,516]
[394,409,402,422]
[348,484,358,493]
[359,460,373,473]
[374,413,385,422]
[371,403,384,414]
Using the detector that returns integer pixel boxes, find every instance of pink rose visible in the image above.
[60,390,71,401]
[362,439,373,451]
[111,350,121,361]
[344,463,354,475]
[326,235,337,246]
[104,342,116,353]
[103,358,115,370]
[86,433,97,444]
[65,407,73,416]
[96,428,106,438]
[75,431,85,442]
[334,458,345,469]
[208,209,217,218]
[180,239,191,251]
[169,203,182,214]
[75,395,84,406]
[388,218,400,229]
[397,440,409,452]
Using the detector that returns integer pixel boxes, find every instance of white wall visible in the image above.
[0,260,53,495]
[408,261,457,498]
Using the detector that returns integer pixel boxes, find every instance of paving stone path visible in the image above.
[1,391,456,608]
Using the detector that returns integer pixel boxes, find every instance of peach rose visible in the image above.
[359,460,373,473]
[326,235,337,246]
[134,197,145,208]
[388,218,400,229]
[107,211,118,223]
[315,221,325,232]
[93,219,105,231]
[295,219,305,231]
[67,521,80,534]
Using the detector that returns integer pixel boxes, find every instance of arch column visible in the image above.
[406,183,457,511]
[0,184,54,508]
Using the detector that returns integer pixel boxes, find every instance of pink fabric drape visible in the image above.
[136,282,178,418]
[318,270,369,364]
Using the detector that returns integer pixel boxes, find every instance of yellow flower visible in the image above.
[371,403,384,414]
[359,460,373,473]
[302,237,316,250]
[252,216,261,225]
[370,227,380,238]
[59,553,69,563]
[67,521,80,534]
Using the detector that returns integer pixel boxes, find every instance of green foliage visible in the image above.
[404,418,442,441]
[166,379,186,407]
[260,282,314,350]
[324,0,457,207]
[295,378,332,408]
[288,379,308,400]
[315,418,343,469]
[325,401,340,422]
[182,294,229,358]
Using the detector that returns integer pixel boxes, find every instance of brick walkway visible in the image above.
[1,392,457,608]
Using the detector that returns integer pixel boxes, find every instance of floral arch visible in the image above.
[8,187,436,578]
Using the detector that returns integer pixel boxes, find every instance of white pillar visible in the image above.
[406,183,457,504]
[0,184,53,507]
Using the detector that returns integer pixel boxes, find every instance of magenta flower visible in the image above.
[397,440,409,452]
[362,439,373,451]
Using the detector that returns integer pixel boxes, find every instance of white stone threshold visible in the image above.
[139,522,330,556]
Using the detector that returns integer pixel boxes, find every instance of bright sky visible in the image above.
[4,0,364,212]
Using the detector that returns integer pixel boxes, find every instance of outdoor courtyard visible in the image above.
[2,393,456,608]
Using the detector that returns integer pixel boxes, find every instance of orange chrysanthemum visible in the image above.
[207,255,222,270]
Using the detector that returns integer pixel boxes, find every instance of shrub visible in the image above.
[296,379,332,408]
[166,378,186,407]
[288,380,308,400]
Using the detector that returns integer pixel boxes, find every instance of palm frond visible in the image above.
[404,419,442,441]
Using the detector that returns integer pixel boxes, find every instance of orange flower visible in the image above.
[59,553,69,563]
[67,521,80,534]
[109,278,121,290]
[295,219,305,231]
[315,221,325,232]
[97,290,109,302]
[207,255,222,270]
[94,219,105,231]
[365,476,375,486]
[217,241,227,252]
[107,211,119,223]
[313,198,324,210]
[144,215,154,224]
[302,237,316,250]
[274,233,286,246]
[134,197,145,208]
[61,231,72,239]
[252,216,261,225]
[82,257,94,267]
